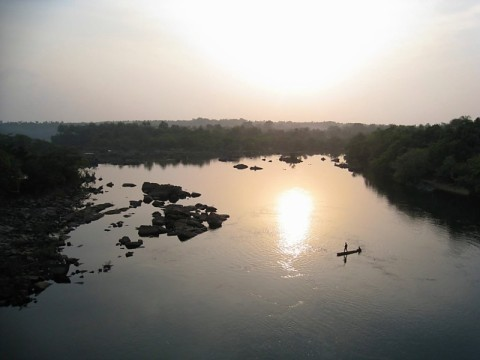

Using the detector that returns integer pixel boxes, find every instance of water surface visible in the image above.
[2,155,480,359]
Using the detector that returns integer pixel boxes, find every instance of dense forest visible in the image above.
[345,116,480,195]
[3,116,480,196]
[51,120,379,156]
[0,119,381,141]
[0,134,87,197]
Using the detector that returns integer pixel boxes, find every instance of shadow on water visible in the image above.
[363,176,480,243]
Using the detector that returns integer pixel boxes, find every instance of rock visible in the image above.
[172,218,208,241]
[152,215,166,226]
[233,164,248,169]
[122,183,136,187]
[206,213,229,229]
[126,252,134,257]
[129,200,142,208]
[137,225,165,237]
[191,192,201,198]
[118,236,143,248]
[143,195,153,204]
[141,182,183,202]
[195,203,207,210]
[334,162,349,169]
[118,236,131,245]
[279,155,302,164]
[126,239,143,249]
[103,207,129,215]
[102,262,113,272]
[34,281,51,292]
[176,228,207,241]
[106,182,114,187]
[152,200,165,207]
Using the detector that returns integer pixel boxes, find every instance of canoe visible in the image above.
[337,248,362,256]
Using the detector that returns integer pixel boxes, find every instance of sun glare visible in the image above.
[277,188,313,258]
[157,0,423,94]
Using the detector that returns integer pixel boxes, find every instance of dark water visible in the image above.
[2,155,480,359]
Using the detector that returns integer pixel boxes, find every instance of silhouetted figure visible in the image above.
[344,242,348,252]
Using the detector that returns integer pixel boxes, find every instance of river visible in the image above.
[1,154,480,359]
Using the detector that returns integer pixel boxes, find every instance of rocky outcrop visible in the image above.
[136,200,229,241]
[141,182,192,203]
[0,187,99,306]
[233,164,248,169]
[0,180,230,307]
[279,155,303,164]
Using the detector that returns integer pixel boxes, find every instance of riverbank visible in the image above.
[0,186,100,307]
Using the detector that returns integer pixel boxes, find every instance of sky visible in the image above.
[0,0,479,125]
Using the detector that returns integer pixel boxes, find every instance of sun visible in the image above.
[156,0,423,94]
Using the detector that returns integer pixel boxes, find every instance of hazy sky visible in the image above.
[1,0,479,124]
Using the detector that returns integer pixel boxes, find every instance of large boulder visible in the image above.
[141,182,183,202]
[206,213,230,229]
[137,225,166,237]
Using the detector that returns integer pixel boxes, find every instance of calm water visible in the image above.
[2,155,480,359]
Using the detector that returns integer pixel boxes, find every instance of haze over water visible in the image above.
[1,155,480,359]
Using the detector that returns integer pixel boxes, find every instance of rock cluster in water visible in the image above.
[0,188,117,307]
[0,179,229,307]
[139,182,229,242]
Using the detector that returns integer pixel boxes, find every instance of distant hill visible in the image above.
[0,122,61,141]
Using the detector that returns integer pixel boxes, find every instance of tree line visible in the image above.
[345,116,480,195]
[0,134,86,197]
[51,121,379,156]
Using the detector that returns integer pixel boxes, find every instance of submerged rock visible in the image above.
[233,164,248,170]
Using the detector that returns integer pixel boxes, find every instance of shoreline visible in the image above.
[0,186,97,307]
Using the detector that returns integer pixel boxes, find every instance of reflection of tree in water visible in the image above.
[363,176,480,242]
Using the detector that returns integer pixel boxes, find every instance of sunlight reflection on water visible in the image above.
[277,188,313,276]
